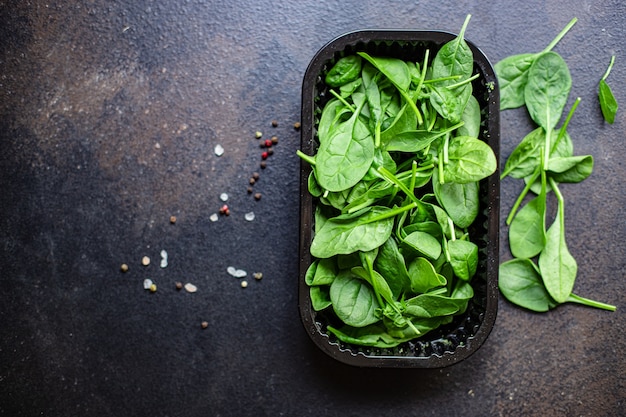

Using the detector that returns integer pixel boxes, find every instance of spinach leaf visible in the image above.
[385,122,462,152]
[501,127,544,179]
[306,258,337,286]
[433,169,479,228]
[374,237,411,298]
[429,83,472,124]
[315,99,375,192]
[310,286,332,311]
[407,257,447,294]
[325,55,363,87]
[330,271,380,327]
[499,258,557,312]
[443,136,497,183]
[402,231,442,261]
[598,55,618,124]
[431,14,474,85]
[537,180,577,303]
[458,95,481,138]
[310,206,394,258]
[509,166,547,259]
[547,155,594,184]
[447,239,478,281]
[524,51,571,163]
[357,52,411,92]
[495,53,537,110]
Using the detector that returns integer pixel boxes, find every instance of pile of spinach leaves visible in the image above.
[297,15,498,348]
[496,18,616,312]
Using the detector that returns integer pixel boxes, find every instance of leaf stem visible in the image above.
[601,55,616,81]
[505,164,541,225]
[296,150,316,166]
[329,89,356,111]
[567,293,616,311]
[554,97,581,152]
[543,17,578,53]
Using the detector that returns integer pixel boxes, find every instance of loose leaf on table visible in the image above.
[329,271,380,327]
[547,155,594,184]
[499,258,557,312]
[509,167,547,259]
[310,206,394,258]
[598,55,618,124]
[524,51,572,132]
[538,181,577,303]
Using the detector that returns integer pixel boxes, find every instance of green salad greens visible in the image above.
[297,15,498,347]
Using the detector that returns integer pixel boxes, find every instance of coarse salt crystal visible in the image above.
[220,193,228,202]
[227,266,247,278]
[244,212,255,221]
[160,250,168,268]
[184,283,197,293]
[143,279,153,290]
[214,144,224,156]
[209,213,219,222]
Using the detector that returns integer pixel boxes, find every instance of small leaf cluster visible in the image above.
[496,18,616,313]
[298,16,499,347]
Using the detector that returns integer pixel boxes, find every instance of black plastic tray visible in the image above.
[298,30,500,368]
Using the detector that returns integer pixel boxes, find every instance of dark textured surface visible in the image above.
[1,1,624,416]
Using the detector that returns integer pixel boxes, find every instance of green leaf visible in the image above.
[538,183,577,303]
[310,206,394,258]
[402,231,442,261]
[598,80,618,124]
[315,100,375,192]
[325,55,362,87]
[374,237,411,298]
[443,136,497,183]
[447,239,478,281]
[310,285,332,311]
[499,258,557,312]
[458,95,481,138]
[524,51,572,131]
[495,53,537,110]
[329,272,380,327]
[433,170,479,228]
[357,52,411,92]
[547,155,594,184]
[407,257,447,294]
[431,15,474,86]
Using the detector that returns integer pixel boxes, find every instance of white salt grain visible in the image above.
[244,212,255,221]
[220,193,228,202]
[160,250,168,268]
[184,283,197,293]
[209,213,219,222]
[143,279,153,290]
[214,144,224,156]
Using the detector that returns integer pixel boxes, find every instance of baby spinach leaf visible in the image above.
[310,286,332,311]
[431,14,474,86]
[325,55,363,87]
[495,53,537,110]
[509,166,547,259]
[407,257,447,294]
[598,55,618,124]
[310,206,394,258]
[374,237,411,298]
[315,99,375,192]
[330,272,380,327]
[447,239,478,281]
[402,231,442,261]
[385,122,462,152]
[524,51,572,132]
[458,95,481,138]
[501,127,544,179]
[357,52,411,92]
[499,258,557,312]
[443,136,497,183]
[547,155,593,184]
[307,257,337,286]
[352,266,395,306]
[327,323,415,348]
[538,180,577,303]
[433,169,479,228]
[429,83,472,124]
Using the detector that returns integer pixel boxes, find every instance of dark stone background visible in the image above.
[1,1,624,416]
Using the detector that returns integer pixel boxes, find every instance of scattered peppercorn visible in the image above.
[201,321,209,329]
[255,131,262,139]
[260,161,267,169]
[271,120,278,127]
[261,151,268,160]
[241,280,248,288]
[249,177,256,185]
[142,256,150,266]
[175,281,183,290]
[254,272,263,280]
[267,147,274,155]
[170,215,177,224]
[259,142,266,148]
[247,186,253,194]
[252,172,260,180]
[149,283,157,292]
[120,263,129,273]
[294,121,301,130]
[219,204,230,215]
[271,136,278,145]
[254,192,262,201]
[264,139,272,148]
